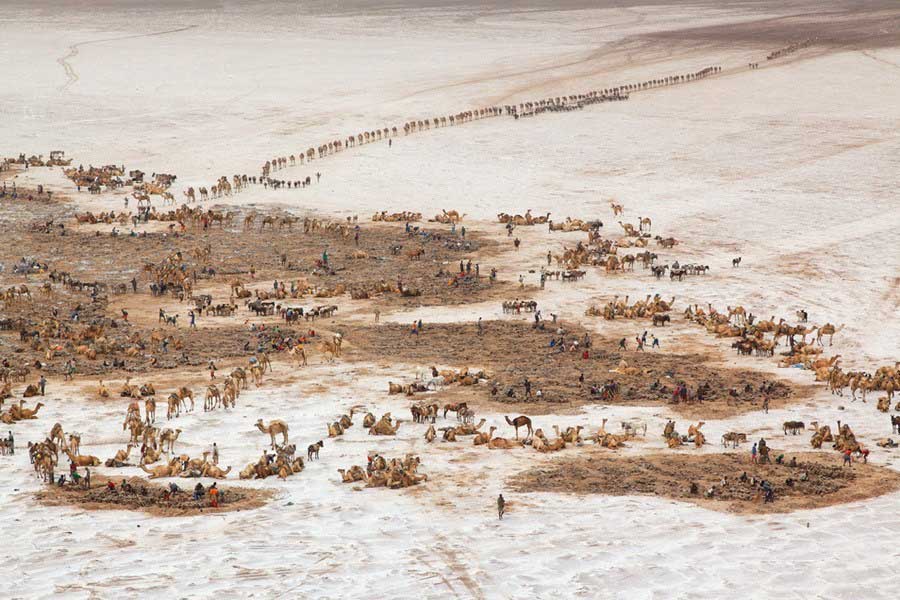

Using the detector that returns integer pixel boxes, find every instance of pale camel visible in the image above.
[425,424,436,443]
[488,436,525,449]
[256,419,289,448]
[140,463,183,478]
[159,428,182,454]
[201,464,231,479]
[816,323,845,346]
[65,448,100,467]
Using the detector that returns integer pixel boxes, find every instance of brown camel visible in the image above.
[504,415,533,439]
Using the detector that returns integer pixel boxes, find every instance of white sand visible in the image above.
[2,1,899,597]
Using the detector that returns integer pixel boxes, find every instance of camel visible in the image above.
[362,412,376,428]
[205,385,221,411]
[141,446,162,465]
[687,422,705,440]
[65,449,100,467]
[239,464,256,479]
[49,422,66,450]
[256,419,289,448]
[639,217,652,232]
[327,422,344,437]
[559,425,584,444]
[140,463,183,478]
[338,466,367,483]
[17,402,43,419]
[144,397,156,424]
[68,434,81,456]
[454,418,486,436]
[440,427,458,442]
[97,380,110,398]
[473,426,496,446]
[201,464,231,479]
[505,415,533,439]
[166,393,181,420]
[816,323,845,346]
[425,424,436,443]
[488,436,525,449]
[369,414,401,436]
[110,444,134,464]
[159,428,182,454]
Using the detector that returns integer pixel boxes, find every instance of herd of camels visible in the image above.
[11,39,897,512]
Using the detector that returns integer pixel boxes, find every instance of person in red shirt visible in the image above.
[842,449,852,467]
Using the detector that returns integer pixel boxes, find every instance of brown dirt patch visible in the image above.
[344,320,810,418]
[510,450,900,514]
[35,474,272,517]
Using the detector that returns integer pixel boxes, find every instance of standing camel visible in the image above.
[256,418,289,447]
[505,415,533,439]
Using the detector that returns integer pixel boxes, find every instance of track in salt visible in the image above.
[56,25,198,92]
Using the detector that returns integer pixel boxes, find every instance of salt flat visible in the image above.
[1,1,899,598]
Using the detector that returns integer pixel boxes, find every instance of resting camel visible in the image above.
[425,424,436,443]
[505,415,533,439]
[17,402,43,419]
[109,444,134,464]
[362,412,376,428]
[369,414,401,435]
[473,426,496,445]
[256,419,289,447]
[201,464,231,479]
[488,436,525,449]
[65,448,100,467]
[140,463,183,478]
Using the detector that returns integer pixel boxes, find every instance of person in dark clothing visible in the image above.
[497,494,505,519]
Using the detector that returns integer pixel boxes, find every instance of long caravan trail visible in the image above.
[56,25,198,92]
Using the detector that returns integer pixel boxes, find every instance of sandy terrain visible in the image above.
[1,0,900,598]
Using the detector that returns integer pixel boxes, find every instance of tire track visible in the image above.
[57,25,198,92]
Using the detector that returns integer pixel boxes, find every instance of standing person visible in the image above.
[121,308,129,322]
[842,448,852,468]
[389,138,392,148]
[461,226,466,238]
[477,317,483,336]
[547,250,552,266]
[635,335,644,351]
[209,483,219,508]
[316,172,321,183]
[523,377,532,399]
[39,375,46,396]
[7,431,13,455]
[618,338,627,351]
[354,229,360,246]
[514,237,521,251]
[540,272,546,290]
[497,494,505,520]
[518,274,524,289]
[322,248,329,265]
[212,443,219,465]
[751,443,758,464]
[209,360,217,380]
[651,335,660,349]
[374,309,381,323]
[188,310,196,329]
[762,397,770,414]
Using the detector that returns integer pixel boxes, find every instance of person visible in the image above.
[417,319,423,332]
[461,226,466,238]
[209,360,217,380]
[39,375,46,396]
[751,443,758,464]
[497,494,505,520]
[651,335,660,349]
[514,237,521,251]
[523,377,532,399]
[121,308,129,322]
[107,480,116,492]
[547,250,552,266]
[540,272,546,290]
[57,474,66,487]
[316,172,321,183]
[374,309,380,323]
[212,443,219,465]
[84,467,90,488]
[69,461,77,476]
[322,249,329,265]
[518,274,524,289]
[858,447,870,463]
[389,138,392,148]
[578,372,585,385]
[641,331,648,344]
[169,482,180,496]
[635,336,644,351]
[188,310,196,328]
[209,482,219,508]
[7,431,13,455]
[842,449,852,467]
[618,338,627,351]
[762,397,770,414]
[193,482,205,500]
[477,317,483,336]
